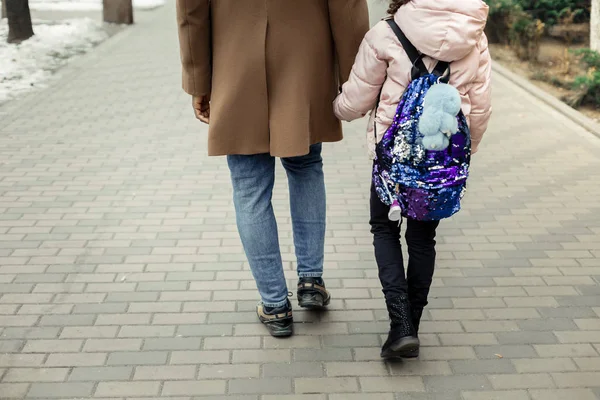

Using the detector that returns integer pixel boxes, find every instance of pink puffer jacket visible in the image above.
[334,0,492,158]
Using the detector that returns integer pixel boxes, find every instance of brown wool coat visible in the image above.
[176,0,369,157]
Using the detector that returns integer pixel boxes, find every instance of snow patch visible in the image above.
[0,18,109,103]
[29,0,166,11]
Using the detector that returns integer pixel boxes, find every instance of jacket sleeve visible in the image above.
[333,31,388,122]
[328,0,370,83]
[468,34,492,154]
[176,0,211,96]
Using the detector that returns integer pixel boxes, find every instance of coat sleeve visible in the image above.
[328,0,370,83]
[176,0,211,96]
[333,30,388,122]
[467,34,492,154]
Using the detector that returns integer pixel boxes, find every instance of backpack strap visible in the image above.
[386,19,427,80]
[386,19,452,83]
[432,62,451,83]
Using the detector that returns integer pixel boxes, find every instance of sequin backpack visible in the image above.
[373,19,471,222]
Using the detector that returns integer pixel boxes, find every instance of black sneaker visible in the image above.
[257,300,293,337]
[297,277,331,309]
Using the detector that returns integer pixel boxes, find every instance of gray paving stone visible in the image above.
[97,313,151,325]
[462,390,530,400]
[228,378,292,395]
[295,377,359,394]
[45,353,107,367]
[394,393,463,400]
[95,381,161,397]
[0,340,25,353]
[68,366,133,382]
[495,331,558,345]
[488,373,555,389]
[419,346,477,361]
[330,395,392,400]
[293,348,353,362]
[0,383,29,398]
[551,372,600,388]
[60,326,117,339]
[324,361,388,377]
[27,382,94,398]
[106,351,168,366]
[449,359,516,374]
[423,375,491,392]
[72,302,128,314]
[142,337,202,351]
[538,306,598,318]
[534,344,598,358]
[359,376,425,392]
[439,333,498,346]
[388,360,452,376]
[264,336,321,350]
[83,338,142,352]
[530,389,597,400]
[517,318,578,332]
[474,345,538,359]
[198,364,260,379]
[133,365,196,380]
[38,314,96,326]
[322,335,380,348]
[4,367,70,382]
[512,357,578,373]
[263,362,324,378]
[177,324,234,337]
[233,350,291,364]
[118,325,175,338]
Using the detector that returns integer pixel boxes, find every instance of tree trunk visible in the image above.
[6,0,34,44]
[2,0,7,19]
[592,0,600,51]
[103,0,134,24]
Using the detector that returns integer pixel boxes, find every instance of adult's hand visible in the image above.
[193,95,210,124]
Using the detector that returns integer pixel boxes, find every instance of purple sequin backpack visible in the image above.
[373,19,471,222]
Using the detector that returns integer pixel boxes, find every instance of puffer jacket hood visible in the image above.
[396,0,489,62]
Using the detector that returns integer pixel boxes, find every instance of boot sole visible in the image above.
[381,337,420,359]
[268,327,294,338]
[259,320,294,338]
[298,293,331,310]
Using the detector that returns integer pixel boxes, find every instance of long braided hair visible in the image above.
[388,0,411,15]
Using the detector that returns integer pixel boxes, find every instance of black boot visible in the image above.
[381,294,420,359]
[403,306,424,358]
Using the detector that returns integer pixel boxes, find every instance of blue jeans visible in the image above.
[227,144,326,308]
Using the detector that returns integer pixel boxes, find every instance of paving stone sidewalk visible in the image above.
[1,2,600,399]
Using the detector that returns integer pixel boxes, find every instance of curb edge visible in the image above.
[492,61,600,140]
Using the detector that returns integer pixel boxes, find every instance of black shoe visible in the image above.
[297,277,331,309]
[257,300,293,337]
[381,294,420,359]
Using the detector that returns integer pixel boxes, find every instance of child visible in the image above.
[334,0,492,359]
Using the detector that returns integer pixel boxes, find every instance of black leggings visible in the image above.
[369,185,440,310]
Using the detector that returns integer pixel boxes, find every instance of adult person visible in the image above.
[176,0,369,337]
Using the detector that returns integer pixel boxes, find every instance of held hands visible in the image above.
[193,95,211,124]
